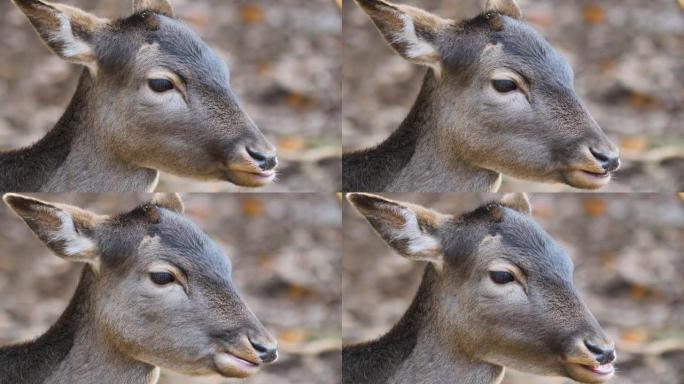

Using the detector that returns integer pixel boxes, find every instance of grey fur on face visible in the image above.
[343,0,620,192]
[344,193,616,384]
[0,193,278,384]
[1,0,277,192]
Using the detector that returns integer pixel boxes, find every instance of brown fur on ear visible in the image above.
[501,193,531,215]
[2,193,99,263]
[347,193,445,264]
[485,0,522,19]
[354,0,447,73]
[12,0,108,70]
[151,193,184,214]
[132,0,174,18]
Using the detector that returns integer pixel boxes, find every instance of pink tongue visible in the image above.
[589,364,613,374]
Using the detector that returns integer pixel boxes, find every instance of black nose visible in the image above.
[246,147,277,171]
[589,148,620,172]
[249,338,278,364]
[584,340,616,365]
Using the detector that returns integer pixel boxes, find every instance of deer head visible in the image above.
[13,0,278,187]
[348,192,616,383]
[3,192,278,378]
[355,0,620,189]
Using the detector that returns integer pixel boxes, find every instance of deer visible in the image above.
[0,193,278,384]
[343,0,621,192]
[343,192,617,384]
[1,0,278,192]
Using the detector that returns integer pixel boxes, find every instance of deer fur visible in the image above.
[1,0,277,192]
[0,193,278,384]
[343,0,620,192]
[343,192,617,384]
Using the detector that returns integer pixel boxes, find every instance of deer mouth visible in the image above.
[564,361,615,383]
[213,351,261,378]
[562,169,612,190]
[224,168,277,187]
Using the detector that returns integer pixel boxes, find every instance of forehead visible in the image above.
[99,13,229,85]
[490,17,573,83]
[443,14,573,84]
[146,210,232,273]
[492,209,573,276]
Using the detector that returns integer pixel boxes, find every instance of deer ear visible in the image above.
[355,0,446,74]
[3,194,99,265]
[500,193,531,215]
[13,0,108,72]
[132,0,174,18]
[485,0,522,19]
[151,193,184,214]
[347,193,445,265]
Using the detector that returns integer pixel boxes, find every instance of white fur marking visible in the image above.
[385,205,441,261]
[51,14,92,58]
[52,211,97,260]
[393,14,440,75]
[49,14,96,75]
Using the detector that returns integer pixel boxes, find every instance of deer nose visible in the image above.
[246,147,278,171]
[589,148,620,172]
[249,338,278,364]
[584,340,616,365]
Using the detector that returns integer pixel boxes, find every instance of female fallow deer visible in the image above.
[343,0,620,192]
[0,193,277,384]
[344,193,617,384]
[1,0,277,192]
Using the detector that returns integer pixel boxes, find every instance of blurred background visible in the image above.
[342,0,684,192]
[0,193,341,384]
[343,193,684,384]
[0,0,341,192]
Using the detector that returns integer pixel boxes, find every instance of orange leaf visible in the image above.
[620,328,649,343]
[279,329,307,344]
[629,284,648,301]
[240,4,264,25]
[619,136,649,153]
[582,5,605,25]
[582,198,606,218]
[277,137,306,153]
[241,197,264,218]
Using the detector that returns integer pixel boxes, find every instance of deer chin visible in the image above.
[223,166,276,187]
[213,351,261,378]
[562,169,612,190]
[563,361,615,383]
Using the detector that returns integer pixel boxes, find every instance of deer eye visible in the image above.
[489,271,515,284]
[148,78,174,92]
[150,271,175,285]
[492,79,518,93]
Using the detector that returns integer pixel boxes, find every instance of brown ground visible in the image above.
[343,193,684,384]
[0,194,342,384]
[0,0,341,192]
[342,0,684,192]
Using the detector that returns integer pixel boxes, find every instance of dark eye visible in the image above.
[489,271,515,284]
[150,271,175,285]
[492,79,518,93]
[148,78,174,92]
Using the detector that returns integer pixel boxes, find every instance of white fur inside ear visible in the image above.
[394,14,440,75]
[386,205,442,263]
[50,14,96,73]
[51,211,97,263]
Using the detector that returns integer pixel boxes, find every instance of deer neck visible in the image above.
[44,268,159,384]
[1,69,158,192]
[0,268,158,384]
[387,73,501,192]
[343,72,501,192]
[343,266,503,384]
